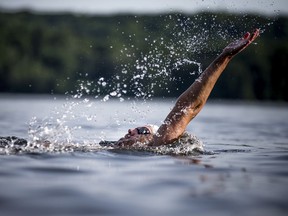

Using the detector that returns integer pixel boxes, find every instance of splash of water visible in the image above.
[20,13,273,154]
[27,77,99,148]
[0,132,204,156]
[113,15,207,101]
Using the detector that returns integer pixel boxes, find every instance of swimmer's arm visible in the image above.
[153,29,260,146]
[153,53,230,145]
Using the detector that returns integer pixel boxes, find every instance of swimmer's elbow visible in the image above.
[186,100,204,120]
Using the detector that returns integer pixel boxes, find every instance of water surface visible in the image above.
[0,94,288,216]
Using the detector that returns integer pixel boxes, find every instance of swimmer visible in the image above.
[1,29,260,153]
[117,29,260,147]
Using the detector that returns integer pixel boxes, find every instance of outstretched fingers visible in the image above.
[250,29,260,42]
[245,29,260,43]
[223,29,260,57]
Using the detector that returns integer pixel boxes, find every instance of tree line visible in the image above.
[0,11,287,101]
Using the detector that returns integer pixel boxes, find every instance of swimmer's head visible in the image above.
[124,124,159,138]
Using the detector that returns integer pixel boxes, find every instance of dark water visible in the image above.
[0,94,288,216]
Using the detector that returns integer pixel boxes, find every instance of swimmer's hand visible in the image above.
[223,29,260,57]
[115,134,154,147]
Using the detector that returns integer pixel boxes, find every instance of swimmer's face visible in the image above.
[116,125,155,147]
[124,126,151,138]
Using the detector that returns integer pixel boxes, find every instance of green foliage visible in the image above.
[0,11,287,101]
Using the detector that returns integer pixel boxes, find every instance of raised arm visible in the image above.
[153,29,260,145]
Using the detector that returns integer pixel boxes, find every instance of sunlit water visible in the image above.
[0,94,288,216]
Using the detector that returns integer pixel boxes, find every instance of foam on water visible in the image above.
[113,132,204,156]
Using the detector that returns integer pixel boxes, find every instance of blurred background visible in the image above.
[0,0,287,101]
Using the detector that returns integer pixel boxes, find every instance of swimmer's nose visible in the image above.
[128,128,137,136]
[124,129,133,138]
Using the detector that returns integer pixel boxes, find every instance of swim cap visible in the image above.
[146,124,159,135]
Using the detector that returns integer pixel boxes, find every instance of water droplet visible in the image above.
[110,91,117,96]
[102,95,109,102]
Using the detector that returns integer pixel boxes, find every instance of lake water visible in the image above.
[0,94,288,216]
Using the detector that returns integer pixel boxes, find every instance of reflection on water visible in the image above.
[0,95,288,216]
